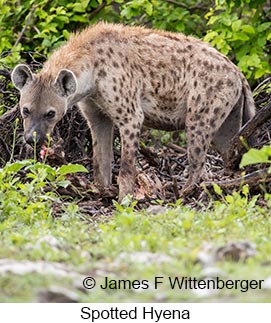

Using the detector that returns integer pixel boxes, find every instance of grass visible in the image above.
[0,159,270,302]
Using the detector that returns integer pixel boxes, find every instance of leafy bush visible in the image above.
[0,0,119,65]
[0,159,87,224]
[120,0,271,82]
[0,0,270,83]
[204,0,271,80]
[120,0,206,36]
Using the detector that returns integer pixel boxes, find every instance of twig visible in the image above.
[139,146,160,167]
[166,142,186,154]
[14,6,37,47]
[0,105,20,125]
[172,176,180,199]
[164,0,208,12]
[202,168,271,189]
[88,0,108,21]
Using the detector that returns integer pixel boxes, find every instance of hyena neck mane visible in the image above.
[39,49,94,106]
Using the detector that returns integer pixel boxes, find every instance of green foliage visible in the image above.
[0,159,88,223]
[0,0,119,65]
[118,0,271,82]
[240,144,271,170]
[1,0,270,82]
[120,0,209,36]
[204,0,271,80]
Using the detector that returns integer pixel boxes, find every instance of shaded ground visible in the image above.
[1,53,271,216]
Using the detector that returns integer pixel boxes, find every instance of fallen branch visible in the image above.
[226,100,271,169]
[139,145,160,167]
[203,168,271,190]
[165,142,186,154]
[0,105,20,126]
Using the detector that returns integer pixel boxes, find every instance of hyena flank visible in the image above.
[12,22,255,200]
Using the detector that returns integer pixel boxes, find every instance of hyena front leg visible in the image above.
[78,100,114,187]
[115,108,144,201]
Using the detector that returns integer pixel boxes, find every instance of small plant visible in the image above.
[0,159,88,223]
[113,194,137,215]
[240,144,271,171]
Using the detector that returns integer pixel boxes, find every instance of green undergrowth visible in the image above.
[0,159,271,302]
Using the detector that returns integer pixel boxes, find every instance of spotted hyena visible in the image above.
[12,22,255,200]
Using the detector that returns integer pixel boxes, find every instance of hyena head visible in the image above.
[11,64,77,146]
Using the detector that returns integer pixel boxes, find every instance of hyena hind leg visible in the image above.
[181,122,211,196]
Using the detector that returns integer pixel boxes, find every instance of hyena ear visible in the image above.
[11,64,34,90]
[54,69,77,97]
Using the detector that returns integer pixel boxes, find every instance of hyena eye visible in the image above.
[22,107,30,118]
[45,110,56,119]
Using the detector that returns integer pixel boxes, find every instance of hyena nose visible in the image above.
[25,134,35,145]
[25,132,42,146]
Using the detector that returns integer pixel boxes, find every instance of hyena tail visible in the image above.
[223,77,256,170]
[241,76,256,125]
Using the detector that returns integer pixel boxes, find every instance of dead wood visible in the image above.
[227,100,271,170]
[203,168,271,190]
[0,104,20,125]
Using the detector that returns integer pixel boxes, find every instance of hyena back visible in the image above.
[11,22,255,200]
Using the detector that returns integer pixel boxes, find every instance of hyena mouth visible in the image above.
[39,137,65,162]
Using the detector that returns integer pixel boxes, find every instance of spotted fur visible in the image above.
[12,22,255,200]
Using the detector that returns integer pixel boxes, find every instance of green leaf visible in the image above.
[145,2,153,16]
[56,15,70,24]
[182,219,192,230]
[240,146,271,168]
[232,19,242,32]
[70,15,88,23]
[233,31,250,41]
[241,25,255,34]
[56,180,71,188]
[213,183,223,196]
[5,160,32,174]
[72,3,88,12]
[256,36,266,47]
[241,184,249,198]
[254,68,268,79]
[257,22,271,33]
[204,31,218,42]
[63,29,70,39]
[221,15,233,27]
[57,164,88,176]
